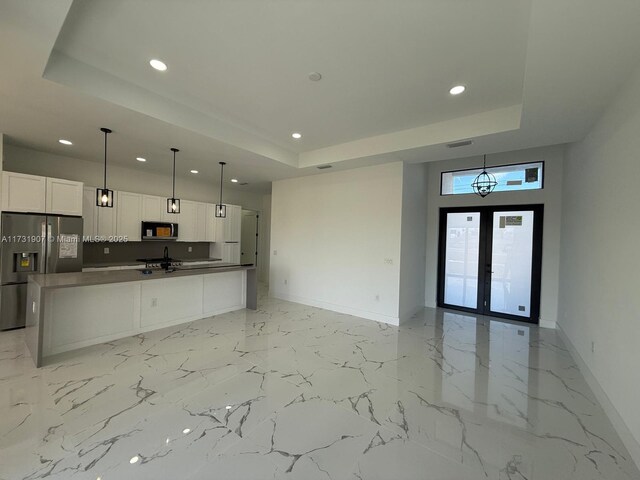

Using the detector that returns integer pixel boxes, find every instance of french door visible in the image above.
[437,205,543,324]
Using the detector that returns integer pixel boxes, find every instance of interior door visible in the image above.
[438,205,543,324]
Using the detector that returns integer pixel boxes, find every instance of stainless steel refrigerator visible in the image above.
[0,213,83,330]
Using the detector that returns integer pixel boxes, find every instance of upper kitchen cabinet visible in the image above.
[205,204,217,242]
[222,204,242,242]
[82,186,97,240]
[177,200,196,242]
[2,172,47,213]
[116,191,142,241]
[83,185,117,239]
[2,172,82,216]
[45,177,83,216]
[195,202,207,242]
[142,195,164,222]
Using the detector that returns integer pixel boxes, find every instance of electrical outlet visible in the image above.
[591,341,595,354]
[104,247,110,254]
[375,294,380,301]
[284,279,288,285]
[273,250,278,256]
[151,298,158,307]
[188,246,192,252]
[384,258,393,265]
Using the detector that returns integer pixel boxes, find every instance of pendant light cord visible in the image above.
[170,148,179,200]
[219,162,225,205]
[103,130,108,189]
[483,154,487,170]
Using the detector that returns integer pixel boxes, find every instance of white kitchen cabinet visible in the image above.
[205,204,217,242]
[2,171,47,213]
[142,195,164,222]
[178,200,196,242]
[195,202,207,241]
[86,185,117,239]
[219,204,241,242]
[82,187,98,240]
[116,191,142,241]
[222,242,241,264]
[46,177,83,216]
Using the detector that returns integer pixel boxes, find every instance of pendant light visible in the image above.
[167,148,181,213]
[215,161,227,218]
[96,127,114,207]
[471,154,498,198]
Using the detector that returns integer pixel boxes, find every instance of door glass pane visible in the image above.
[490,211,534,317]
[444,212,480,308]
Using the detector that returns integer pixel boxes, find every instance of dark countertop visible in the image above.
[83,258,223,268]
[30,263,253,290]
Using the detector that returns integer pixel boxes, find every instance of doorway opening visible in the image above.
[437,205,543,324]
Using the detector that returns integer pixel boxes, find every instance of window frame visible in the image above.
[440,160,545,196]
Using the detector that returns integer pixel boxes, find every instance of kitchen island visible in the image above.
[25,264,257,367]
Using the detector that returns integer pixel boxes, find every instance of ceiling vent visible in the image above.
[447,140,473,149]
[239,182,249,186]
[317,165,332,170]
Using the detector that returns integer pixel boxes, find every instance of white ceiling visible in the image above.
[1,0,640,193]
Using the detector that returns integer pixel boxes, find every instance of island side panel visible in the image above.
[246,268,257,310]
[42,282,142,357]
[25,278,43,367]
[203,270,246,315]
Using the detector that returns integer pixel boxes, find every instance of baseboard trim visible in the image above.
[539,319,556,329]
[557,324,640,470]
[270,291,400,326]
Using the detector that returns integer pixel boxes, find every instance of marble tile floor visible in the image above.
[0,290,638,480]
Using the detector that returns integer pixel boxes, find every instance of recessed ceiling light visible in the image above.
[136,157,146,162]
[149,59,167,71]
[130,456,139,464]
[58,139,72,145]
[230,178,238,183]
[449,85,466,95]
[182,428,191,434]
[292,132,302,139]
[190,170,199,174]
[308,72,322,82]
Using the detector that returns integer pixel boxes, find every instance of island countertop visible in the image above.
[29,263,254,290]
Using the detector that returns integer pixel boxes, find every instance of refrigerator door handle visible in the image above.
[46,222,53,274]
[40,221,47,274]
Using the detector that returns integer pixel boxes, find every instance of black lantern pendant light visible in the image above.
[96,127,114,207]
[167,148,181,214]
[471,154,498,198]
[215,161,227,218]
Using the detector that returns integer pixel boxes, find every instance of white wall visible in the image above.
[559,63,640,466]
[399,162,428,321]
[424,145,564,327]
[270,162,403,324]
[2,144,265,211]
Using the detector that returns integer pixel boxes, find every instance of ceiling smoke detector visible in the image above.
[308,72,322,81]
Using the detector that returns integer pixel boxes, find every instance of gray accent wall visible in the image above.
[83,241,211,266]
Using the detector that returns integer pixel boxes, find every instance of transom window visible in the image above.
[441,161,544,196]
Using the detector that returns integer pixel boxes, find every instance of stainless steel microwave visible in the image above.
[141,221,179,241]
